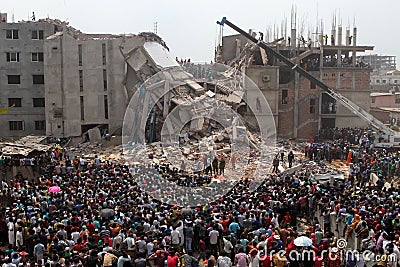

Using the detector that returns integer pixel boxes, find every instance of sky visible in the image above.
[1,0,399,67]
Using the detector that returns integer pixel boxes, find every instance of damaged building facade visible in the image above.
[44,25,173,137]
[218,23,374,139]
[0,12,178,139]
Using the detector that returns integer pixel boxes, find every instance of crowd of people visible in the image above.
[0,127,400,267]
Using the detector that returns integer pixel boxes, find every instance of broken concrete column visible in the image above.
[235,39,241,58]
[345,28,350,46]
[88,127,102,143]
[338,26,342,46]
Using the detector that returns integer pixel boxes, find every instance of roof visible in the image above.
[387,70,400,75]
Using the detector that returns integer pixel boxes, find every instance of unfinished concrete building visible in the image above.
[218,22,374,139]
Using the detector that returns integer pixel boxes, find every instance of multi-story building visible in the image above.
[358,54,396,71]
[0,12,172,138]
[0,14,65,137]
[370,69,400,92]
[44,27,173,137]
[356,54,398,92]
[219,25,374,139]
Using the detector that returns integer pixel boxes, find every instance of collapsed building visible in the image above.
[44,27,176,138]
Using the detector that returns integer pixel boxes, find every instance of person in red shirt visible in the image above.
[220,216,230,233]
[71,238,86,252]
[259,250,272,267]
[86,220,95,234]
[167,251,179,267]
[282,214,292,226]
[198,239,207,261]
[314,251,324,267]
[103,234,113,247]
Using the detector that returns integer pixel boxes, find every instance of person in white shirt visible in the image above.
[15,227,23,250]
[177,220,184,247]
[113,233,123,249]
[171,227,181,252]
[223,236,233,255]
[7,219,15,247]
[71,228,80,243]
[124,233,136,259]
[2,258,16,267]
[218,252,232,267]
[117,252,131,267]
[33,241,45,262]
[209,226,220,256]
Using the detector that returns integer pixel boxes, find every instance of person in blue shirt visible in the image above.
[228,218,240,236]
[343,211,354,238]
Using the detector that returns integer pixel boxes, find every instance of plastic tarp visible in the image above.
[144,42,180,68]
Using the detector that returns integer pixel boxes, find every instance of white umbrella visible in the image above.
[294,236,313,247]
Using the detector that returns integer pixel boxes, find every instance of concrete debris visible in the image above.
[0,136,54,157]
[205,90,215,98]
[88,127,102,144]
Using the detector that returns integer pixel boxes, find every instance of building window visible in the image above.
[31,30,44,40]
[281,89,288,104]
[9,121,23,131]
[78,44,82,66]
[395,80,398,84]
[383,80,387,84]
[103,69,107,90]
[102,43,106,65]
[79,70,83,92]
[310,98,316,114]
[31,52,44,62]
[371,97,376,104]
[80,96,84,121]
[376,80,380,83]
[310,81,316,89]
[33,75,45,84]
[33,98,45,107]
[8,98,21,107]
[6,29,18,39]
[6,52,20,62]
[104,95,109,119]
[35,120,45,130]
[396,96,400,104]
[8,75,21,84]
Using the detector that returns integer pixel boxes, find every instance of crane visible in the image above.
[217,17,399,143]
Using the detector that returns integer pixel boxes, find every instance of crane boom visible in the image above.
[217,17,395,136]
